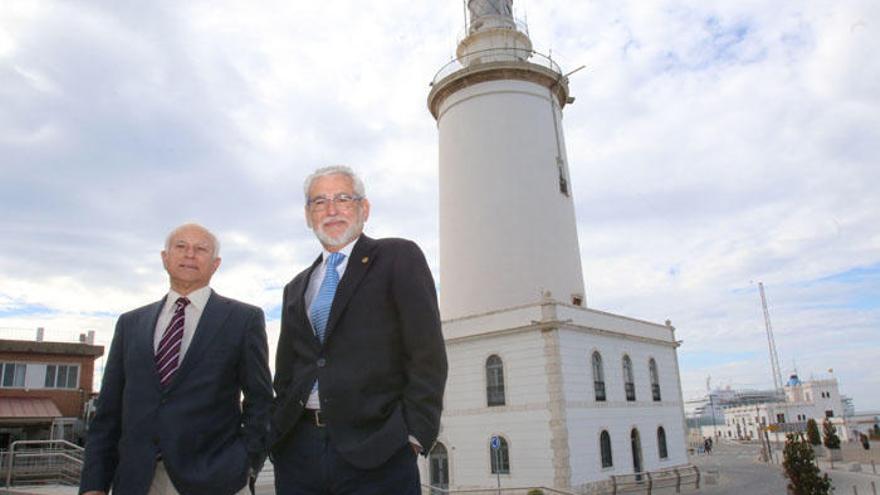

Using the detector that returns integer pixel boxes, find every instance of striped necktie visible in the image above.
[310,252,345,343]
[156,297,190,386]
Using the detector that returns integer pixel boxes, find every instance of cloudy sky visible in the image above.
[1,0,878,410]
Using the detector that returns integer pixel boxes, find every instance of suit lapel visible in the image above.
[294,255,323,346]
[324,235,376,342]
[166,290,232,390]
[142,297,167,391]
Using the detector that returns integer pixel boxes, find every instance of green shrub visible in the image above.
[822,419,841,450]
[783,433,833,495]
[806,419,821,446]
[527,490,545,495]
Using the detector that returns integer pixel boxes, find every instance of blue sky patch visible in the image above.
[0,303,58,317]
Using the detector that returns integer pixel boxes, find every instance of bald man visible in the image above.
[80,223,273,495]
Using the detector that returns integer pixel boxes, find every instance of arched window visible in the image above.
[429,442,449,491]
[489,436,510,474]
[649,358,661,401]
[592,352,606,401]
[600,430,613,468]
[486,355,505,406]
[657,426,668,459]
[631,428,643,476]
[623,355,635,401]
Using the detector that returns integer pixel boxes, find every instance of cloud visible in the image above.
[1,0,878,410]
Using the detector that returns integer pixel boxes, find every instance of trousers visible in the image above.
[272,418,420,495]
[147,461,250,495]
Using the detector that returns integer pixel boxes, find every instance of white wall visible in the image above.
[558,329,688,486]
[436,77,585,320]
[440,329,556,488]
[432,320,689,490]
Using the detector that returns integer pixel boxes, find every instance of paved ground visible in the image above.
[691,440,788,495]
[691,440,880,495]
[3,440,878,494]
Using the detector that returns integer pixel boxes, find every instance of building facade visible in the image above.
[425,300,687,491]
[717,374,853,443]
[0,337,104,448]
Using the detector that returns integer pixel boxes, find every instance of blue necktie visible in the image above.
[310,252,345,343]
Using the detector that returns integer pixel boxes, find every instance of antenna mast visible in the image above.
[758,282,784,395]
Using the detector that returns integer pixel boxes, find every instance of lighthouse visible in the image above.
[423,1,690,491]
[428,0,585,320]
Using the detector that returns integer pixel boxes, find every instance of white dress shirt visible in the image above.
[153,285,212,360]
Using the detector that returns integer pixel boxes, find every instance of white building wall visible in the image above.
[439,329,556,489]
[558,329,688,487]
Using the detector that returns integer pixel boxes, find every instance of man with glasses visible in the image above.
[271,165,447,494]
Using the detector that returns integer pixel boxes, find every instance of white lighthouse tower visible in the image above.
[423,1,692,492]
[429,0,585,320]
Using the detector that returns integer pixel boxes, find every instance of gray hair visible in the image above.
[164,223,221,260]
[303,165,366,203]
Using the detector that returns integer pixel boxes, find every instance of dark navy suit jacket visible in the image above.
[271,235,448,469]
[80,291,273,495]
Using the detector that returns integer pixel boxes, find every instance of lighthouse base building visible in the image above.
[419,296,688,492]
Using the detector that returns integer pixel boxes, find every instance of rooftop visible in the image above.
[0,339,104,357]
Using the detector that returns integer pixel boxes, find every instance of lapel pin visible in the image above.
[362,256,369,264]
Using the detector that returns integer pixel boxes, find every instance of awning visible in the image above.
[0,398,63,424]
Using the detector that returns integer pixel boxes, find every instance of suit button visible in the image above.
[317,358,326,368]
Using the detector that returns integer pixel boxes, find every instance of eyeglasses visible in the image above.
[307,193,364,212]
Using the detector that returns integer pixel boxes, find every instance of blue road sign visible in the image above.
[491,436,501,450]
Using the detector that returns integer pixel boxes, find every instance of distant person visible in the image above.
[704,437,713,455]
[80,223,273,495]
[271,165,448,494]
[862,433,870,450]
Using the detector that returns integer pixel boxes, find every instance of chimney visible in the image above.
[87,330,95,345]
[36,327,44,342]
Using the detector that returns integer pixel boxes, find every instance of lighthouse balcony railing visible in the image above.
[431,47,562,86]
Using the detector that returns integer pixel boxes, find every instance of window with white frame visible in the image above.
[592,351,606,402]
[45,364,79,389]
[657,426,669,459]
[0,362,26,388]
[489,436,510,474]
[600,430,613,468]
[649,358,661,401]
[623,355,635,401]
[486,355,506,407]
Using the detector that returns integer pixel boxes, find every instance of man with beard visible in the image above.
[271,165,447,494]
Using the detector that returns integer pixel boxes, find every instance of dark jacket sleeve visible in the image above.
[393,240,448,451]
[273,283,293,401]
[237,306,273,473]
[79,317,126,493]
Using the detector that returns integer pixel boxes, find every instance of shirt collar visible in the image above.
[321,235,358,264]
[166,285,212,311]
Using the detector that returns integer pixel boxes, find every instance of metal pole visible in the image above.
[870,480,876,495]
[495,446,501,495]
[5,440,17,487]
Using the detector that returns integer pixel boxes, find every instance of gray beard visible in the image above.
[314,218,363,248]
